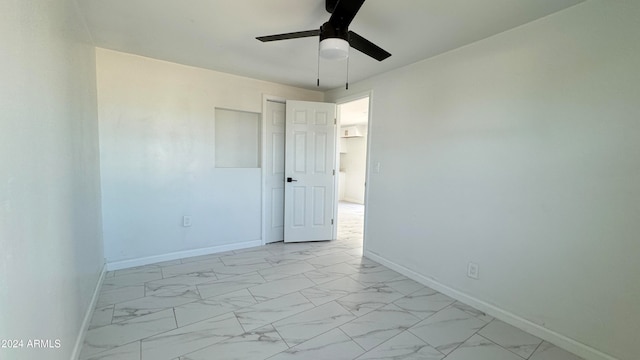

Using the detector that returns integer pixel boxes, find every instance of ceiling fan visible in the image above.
[256,0,391,63]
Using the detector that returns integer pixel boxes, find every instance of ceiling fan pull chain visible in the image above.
[317,50,321,87]
[345,51,350,90]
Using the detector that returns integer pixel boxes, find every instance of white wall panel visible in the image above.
[327,2,640,360]
[96,48,322,263]
[0,1,103,358]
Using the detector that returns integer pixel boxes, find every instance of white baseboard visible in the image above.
[70,263,107,360]
[106,240,263,271]
[364,250,619,360]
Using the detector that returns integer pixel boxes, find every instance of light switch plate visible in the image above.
[467,262,479,279]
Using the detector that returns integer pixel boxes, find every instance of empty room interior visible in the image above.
[1,1,639,360]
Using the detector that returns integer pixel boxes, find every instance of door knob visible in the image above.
[287,177,298,183]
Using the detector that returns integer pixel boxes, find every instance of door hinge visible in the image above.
[331,219,334,225]
[334,118,337,125]
[333,169,335,175]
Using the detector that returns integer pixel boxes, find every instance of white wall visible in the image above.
[327,2,640,360]
[341,126,368,204]
[97,49,323,265]
[0,1,104,359]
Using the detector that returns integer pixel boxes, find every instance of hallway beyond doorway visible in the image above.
[337,201,364,250]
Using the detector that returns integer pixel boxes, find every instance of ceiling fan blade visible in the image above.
[256,29,321,42]
[329,0,366,28]
[348,31,391,61]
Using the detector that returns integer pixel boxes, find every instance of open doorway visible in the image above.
[336,96,369,248]
[262,95,368,247]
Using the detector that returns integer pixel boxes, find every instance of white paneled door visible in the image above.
[264,100,286,243]
[284,100,337,242]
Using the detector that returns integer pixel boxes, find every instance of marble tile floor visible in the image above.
[81,202,583,360]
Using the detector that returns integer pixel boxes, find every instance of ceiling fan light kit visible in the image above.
[319,38,349,60]
[256,0,391,88]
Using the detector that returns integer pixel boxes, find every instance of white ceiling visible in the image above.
[76,0,583,91]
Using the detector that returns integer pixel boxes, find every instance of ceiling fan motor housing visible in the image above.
[319,21,349,60]
[320,22,348,41]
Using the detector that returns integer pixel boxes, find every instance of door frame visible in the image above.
[261,92,372,246]
[334,90,373,248]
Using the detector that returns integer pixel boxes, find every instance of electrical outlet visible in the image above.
[467,262,479,280]
[183,216,192,227]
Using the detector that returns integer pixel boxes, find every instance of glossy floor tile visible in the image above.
[82,202,584,360]
[340,303,421,350]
